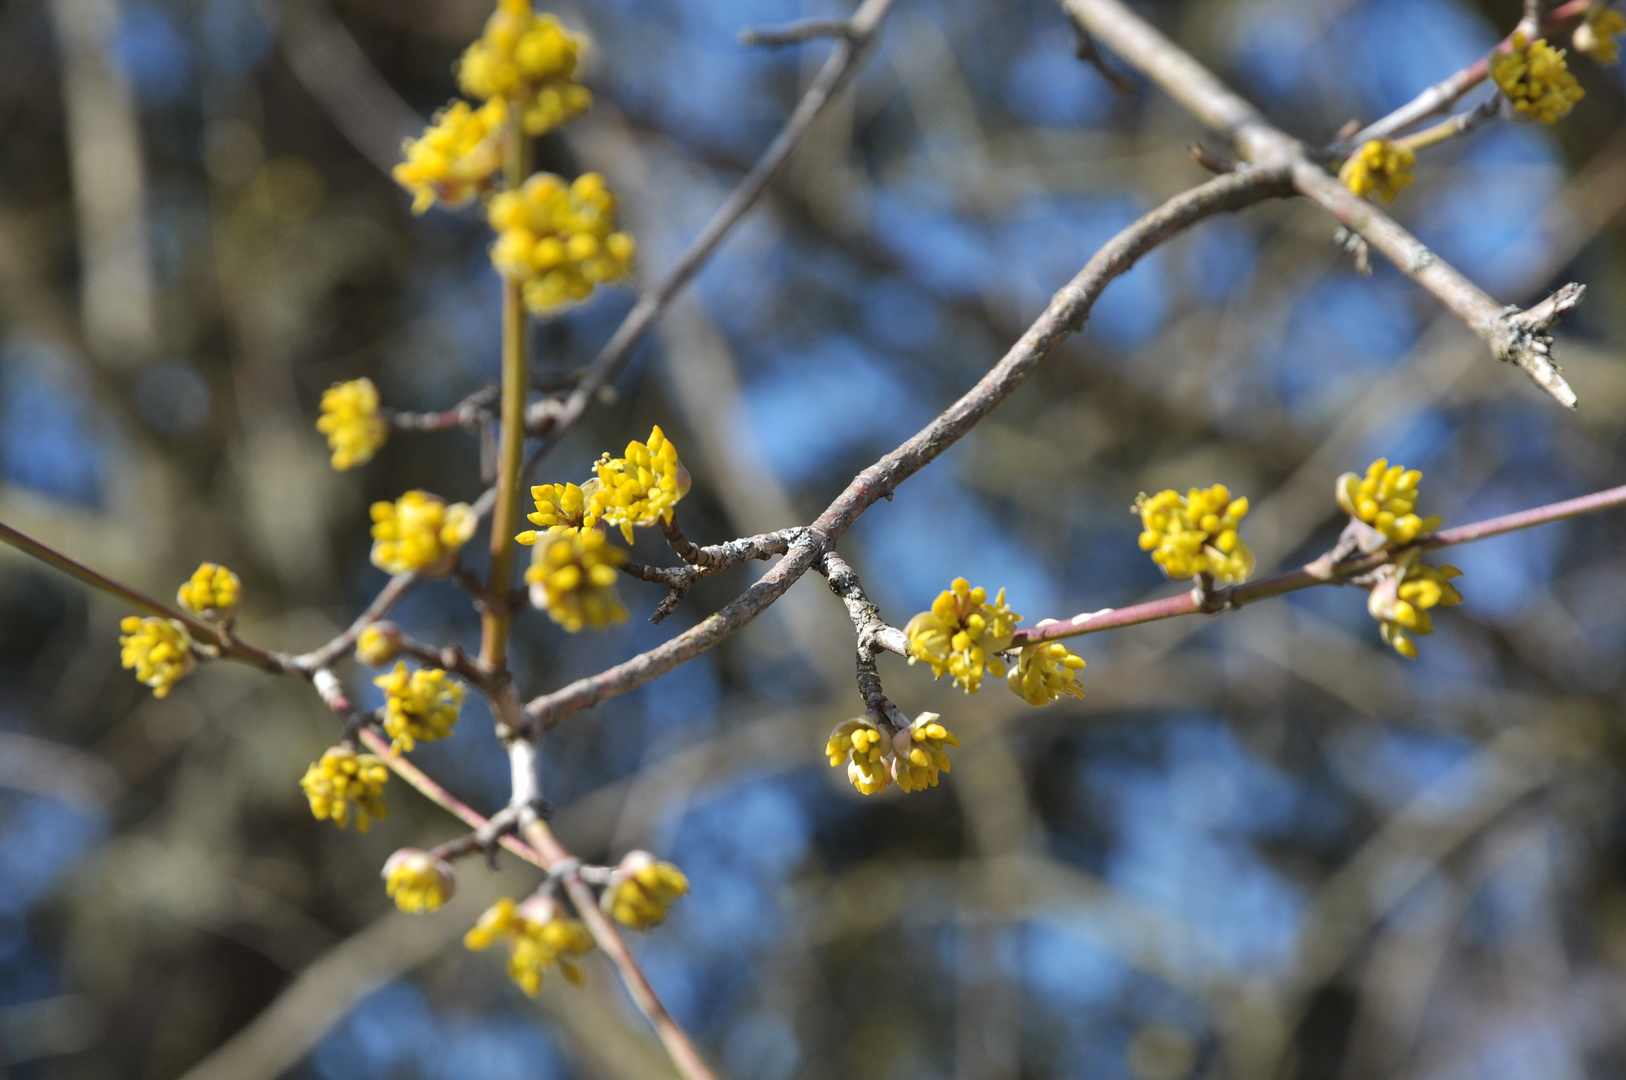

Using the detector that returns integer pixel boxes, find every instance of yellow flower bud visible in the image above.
[1334,457,1442,547]
[382,848,456,913]
[392,97,507,214]
[486,171,635,315]
[176,562,241,618]
[525,528,628,632]
[299,745,389,832]
[1338,139,1415,203]
[373,662,463,753]
[1008,629,1087,706]
[119,616,195,698]
[1492,33,1585,124]
[369,491,478,576]
[602,851,690,930]
[1133,485,1254,583]
[458,3,592,136]
[465,894,594,996]
[355,622,403,667]
[317,378,389,470]
[582,426,689,543]
[904,578,1021,694]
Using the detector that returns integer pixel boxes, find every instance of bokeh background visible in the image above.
[4,0,1626,1077]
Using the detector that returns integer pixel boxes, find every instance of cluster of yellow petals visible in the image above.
[1338,139,1416,203]
[369,491,478,576]
[1008,631,1087,706]
[826,712,960,795]
[525,529,627,632]
[583,426,689,543]
[489,172,635,314]
[299,746,389,832]
[383,848,457,913]
[516,481,591,543]
[457,0,592,136]
[393,98,507,214]
[373,662,464,753]
[355,622,403,667]
[1574,4,1626,64]
[317,378,389,471]
[465,896,594,996]
[176,562,241,617]
[602,852,691,930]
[904,578,1021,694]
[1336,458,1442,546]
[1492,33,1585,124]
[1368,551,1464,659]
[1135,485,1254,583]
[119,616,194,699]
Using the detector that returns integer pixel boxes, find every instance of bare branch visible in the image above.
[739,17,854,47]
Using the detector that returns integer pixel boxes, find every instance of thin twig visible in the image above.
[293,573,417,672]
[739,17,854,47]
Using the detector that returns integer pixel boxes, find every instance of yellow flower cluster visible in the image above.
[515,481,591,544]
[1335,458,1442,546]
[1338,139,1416,203]
[525,529,627,632]
[583,426,689,542]
[383,848,457,913]
[299,746,389,832]
[317,378,389,471]
[370,491,478,576]
[119,616,195,699]
[465,896,594,996]
[374,662,464,753]
[355,622,403,666]
[176,562,241,618]
[1367,551,1464,658]
[603,852,690,930]
[1008,632,1087,706]
[1492,33,1585,124]
[1135,485,1254,583]
[393,98,507,214]
[1574,4,1626,63]
[904,578,1022,694]
[488,172,635,314]
[826,712,960,795]
[458,0,593,136]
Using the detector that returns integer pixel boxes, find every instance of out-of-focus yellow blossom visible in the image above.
[1338,139,1416,203]
[583,426,689,543]
[176,562,241,618]
[488,172,635,314]
[465,895,594,996]
[1008,629,1087,706]
[457,0,593,136]
[119,616,195,698]
[892,712,959,793]
[1574,4,1626,63]
[370,491,478,576]
[1135,485,1254,583]
[1492,33,1585,123]
[826,717,893,795]
[373,662,464,753]
[392,97,507,214]
[317,378,389,470]
[904,577,1022,694]
[355,622,403,667]
[603,852,690,930]
[1367,552,1464,659]
[525,529,627,632]
[382,848,457,913]
[299,746,389,832]
[1335,458,1442,546]
[516,481,593,544]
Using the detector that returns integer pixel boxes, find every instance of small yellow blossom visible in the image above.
[1135,484,1254,583]
[119,616,195,698]
[488,172,635,314]
[370,491,478,576]
[176,562,241,618]
[383,848,457,913]
[465,895,594,996]
[1335,458,1443,546]
[1574,4,1626,63]
[355,622,403,667]
[392,97,507,214]
[516,481,593,544]
[1492,33,1585,124]
[603,852,690,930]
[904,578,1022,694]
[373,662,464,753]
[1008,630,1087,706]
[317,378,389,470]
[826,717,893,795]
[583,426,689,543]
[893,712,959,793]
[1367,550,1464,658]
[1338,139,1416,203]
[458,0,594,136]
[299,745,389,832]
[525,529,627,632]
